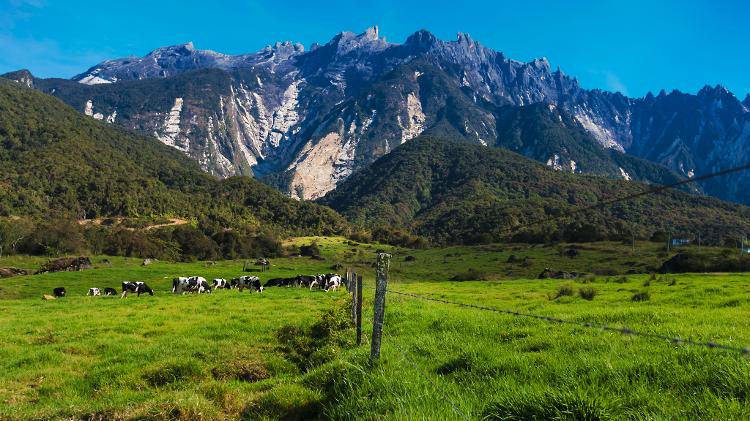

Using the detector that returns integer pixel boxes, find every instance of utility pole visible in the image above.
[697,233,701,252]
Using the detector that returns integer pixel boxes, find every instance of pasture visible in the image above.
[1,237,750,419]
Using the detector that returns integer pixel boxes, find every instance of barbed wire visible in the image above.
[385,288,750,356]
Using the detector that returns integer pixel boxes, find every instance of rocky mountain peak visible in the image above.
[328,26,389,55]
[1,69,34,88]
[743,94,750,109]
[148,42,198,57]
[404,29,440,51]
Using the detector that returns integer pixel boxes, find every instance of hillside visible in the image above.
[0,79,347,236]
[320,137,750,245]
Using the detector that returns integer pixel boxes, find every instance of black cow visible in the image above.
[264,277,297,288]
[231,276,263,292]
[53,287,66,297]
[103,287,118,296]
[121,281,154,298]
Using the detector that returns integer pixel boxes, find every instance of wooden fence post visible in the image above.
[356,274,363,345]
[370,253,391,362]
[351,272,357,324]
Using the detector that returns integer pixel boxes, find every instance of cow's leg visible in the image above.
[121,291,127,299]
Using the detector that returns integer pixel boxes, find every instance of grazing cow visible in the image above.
[310,274,342,291]
[324,274,342,292]
[232,276,263,292]
[308,274,325,290]
[264,277,298,288]
[212,278,232,290]
[103,287,118,296]
[172,276,212,295]
[53,287,66,297]
[121,281,154,298]
[87,288,101,296]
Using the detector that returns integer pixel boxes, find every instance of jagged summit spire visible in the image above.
[405,29,439,50]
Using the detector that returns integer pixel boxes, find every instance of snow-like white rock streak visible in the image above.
[619,167,632,181]
[78,75,113,85]
[399,92,425,143]
[84,100,94,116]
[269,80,301,147]
[546,154,562,171]
[574,108,625,152]
[155,98,187,152]
[289,131,353,200]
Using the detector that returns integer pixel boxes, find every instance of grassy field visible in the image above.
[2,237,750,419]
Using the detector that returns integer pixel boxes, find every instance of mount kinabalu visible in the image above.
[4,27,750,203]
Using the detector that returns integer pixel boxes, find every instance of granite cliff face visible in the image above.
[4,27,749,202]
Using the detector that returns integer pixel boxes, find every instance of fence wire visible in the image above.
[385,289,750,356]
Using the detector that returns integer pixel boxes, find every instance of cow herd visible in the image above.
[49,273,343,299]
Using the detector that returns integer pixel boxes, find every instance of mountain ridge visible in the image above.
[4,27,750,204]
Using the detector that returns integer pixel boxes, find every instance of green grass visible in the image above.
[2,237,750,419]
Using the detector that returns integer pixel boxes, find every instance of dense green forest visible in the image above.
[0,79,347,260]
[320,136,750,246]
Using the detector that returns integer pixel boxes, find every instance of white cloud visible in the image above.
[605,71,629,96]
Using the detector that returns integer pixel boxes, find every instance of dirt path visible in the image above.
[78,217,189,231]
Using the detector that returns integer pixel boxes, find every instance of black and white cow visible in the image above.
[309,274,342,291]
[87,288,101,296]
[324,274,342,292]
[121,281,154,298]
[231,276,263,292]
[212,278,232,290]
[298,275,317,288]
[172,277,212,295]
[53,287,66,297]
[307,274,324,290]
[103,287,118,296]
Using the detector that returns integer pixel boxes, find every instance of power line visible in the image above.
[498,161,750,236]
[386,289,750,356]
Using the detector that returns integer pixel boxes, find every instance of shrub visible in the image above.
[211,359,270,382]
[578,287,597,301]
[450,268,487,282]
[143,360,203,387]
[631,291,651,302]
[642,279,651,287]
[668,278,677,286]
[300,241,321,258]
[552,285,575,300]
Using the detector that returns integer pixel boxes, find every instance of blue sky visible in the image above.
[1,0,748,98]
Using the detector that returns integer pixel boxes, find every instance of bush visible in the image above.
[578,287,597,300]
[211,359,270,382]
[300,242,321,258]
[631,291,650,302]
[552,285,575,299]
[143,360,204,387]
[450,268,487,282]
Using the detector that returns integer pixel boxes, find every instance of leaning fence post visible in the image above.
[370,253,391,362]
[357,275,362,345]
[351,272,358,324]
